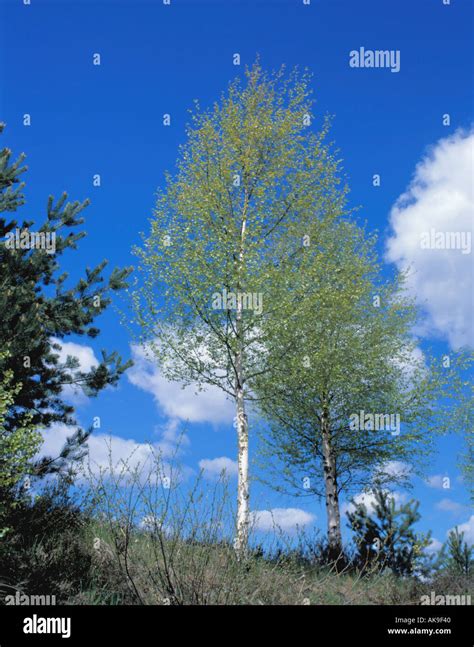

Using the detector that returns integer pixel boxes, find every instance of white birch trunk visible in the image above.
[321,406,342,557]
[234,194,249,558]
[235,375,249,557]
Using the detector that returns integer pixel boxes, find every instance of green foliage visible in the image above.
[347,488,432,576]
[254,224,426,487]
[252,205,472,549]
[0,355,41,493]
[0,351,42,539]
[461,431,474,504]
[131,61,345,396]
[441,528,473,576]
[0,123,133,478]
[131,61,349,552]
[456,378,474,503]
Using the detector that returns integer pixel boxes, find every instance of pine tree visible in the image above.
[347,488,432,576]
[442,528,473,576]
[0,123,132,479]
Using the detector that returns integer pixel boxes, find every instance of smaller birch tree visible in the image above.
[253,222,468,558]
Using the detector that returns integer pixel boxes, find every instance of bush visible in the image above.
[0,479,93,603]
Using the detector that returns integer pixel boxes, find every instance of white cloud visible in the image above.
[427,537,443,554]
[251,508,315,533]
[38,422,187,484]
[50,337,99,404]
[39,423,74,460]
[373,461,412,482]
[426,474,451,490]
[85,432,160,477]
[154,418,189,458]
[386,129,474,349]
[128,344,235,425]
[342,490,406,516]
[139,515,160,531]
[342,492,377,516]
[198,456,238,479]
[51,338,99,373]
[393,345,426,383]
[449,515,474,545]
[40,423,153,472]
[435,498,465,515]
[139,515,172,535]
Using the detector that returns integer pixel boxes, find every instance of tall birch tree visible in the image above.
[131,63,347,555]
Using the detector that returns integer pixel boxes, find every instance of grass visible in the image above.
[65,519,472,606]
[1,452,472,606]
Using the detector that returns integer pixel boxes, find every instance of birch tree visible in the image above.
[131,63,347,555]
[253,221,468,558]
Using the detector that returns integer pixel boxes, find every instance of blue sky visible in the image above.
[0,0,472,549]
